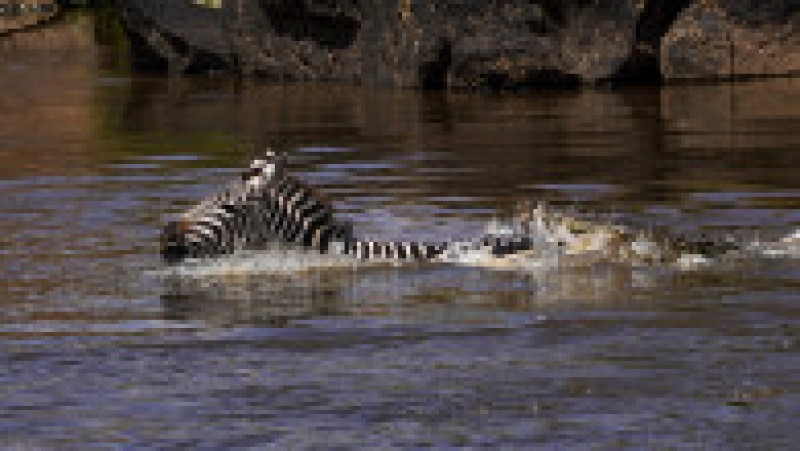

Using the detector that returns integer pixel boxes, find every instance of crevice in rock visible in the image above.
[126,29,169,72]
[258,0,359,50]
[160,30,230,74]
[481,69,581,91]
[608,0,694,83]
[419,38,452,90]
[116,1,231,74]
[523,69,581,88]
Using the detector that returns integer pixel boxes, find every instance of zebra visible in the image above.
[161,151,529,265]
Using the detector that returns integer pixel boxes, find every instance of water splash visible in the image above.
[150,201,799,278]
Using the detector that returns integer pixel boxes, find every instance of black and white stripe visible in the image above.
[161,151,534,264]
[342,240,448,261]
[161,151,303,262]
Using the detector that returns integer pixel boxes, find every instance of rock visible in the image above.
[409,0,640,88]
[0,0,60,36]
[112,0,799,88]
[662,0,800,80]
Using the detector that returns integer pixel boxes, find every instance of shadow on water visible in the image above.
[0,9,798,448]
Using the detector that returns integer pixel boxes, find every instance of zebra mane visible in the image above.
[162,149,346,263]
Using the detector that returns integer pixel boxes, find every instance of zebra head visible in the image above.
[161,150,290,264]
[161,218,198,264]
[241,149,287,188]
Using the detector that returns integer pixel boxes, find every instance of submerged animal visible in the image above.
[161,150,791,271]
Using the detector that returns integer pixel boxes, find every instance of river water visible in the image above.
[0,11,798,448]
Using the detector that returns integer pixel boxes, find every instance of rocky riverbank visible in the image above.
[0,0,60,35]
[113,0,798,88]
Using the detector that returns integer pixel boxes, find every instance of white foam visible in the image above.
[148,246,417,279]
[152,208,800,279]
[674,253,712,270]
[744,229,800,257]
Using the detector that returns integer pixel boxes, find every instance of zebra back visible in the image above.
[160,150,321,262]
[160,151,354,263]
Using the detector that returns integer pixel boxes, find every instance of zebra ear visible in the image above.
[257,149,288,171]
[242,149,287,181]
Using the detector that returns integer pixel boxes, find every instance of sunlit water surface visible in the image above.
[0,12,798,448]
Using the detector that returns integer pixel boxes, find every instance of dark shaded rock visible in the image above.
[114,0,236,73]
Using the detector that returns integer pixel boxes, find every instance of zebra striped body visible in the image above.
[161,151,472,264]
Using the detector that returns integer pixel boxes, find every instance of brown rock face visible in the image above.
[662,0,800,80]
[442,0,639,88]
[113,0,799,88]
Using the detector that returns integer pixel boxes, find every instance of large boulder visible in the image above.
[662,0,799,80]
[431,0,640,88]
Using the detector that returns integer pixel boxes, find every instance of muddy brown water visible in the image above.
[0,11,798,448]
